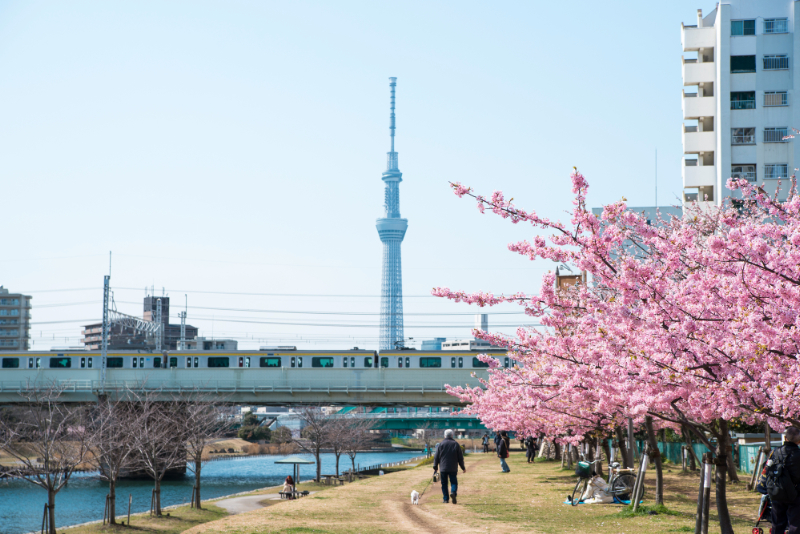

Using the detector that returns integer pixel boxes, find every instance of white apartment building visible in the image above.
[682,1,800,206]
[0,286,32,352]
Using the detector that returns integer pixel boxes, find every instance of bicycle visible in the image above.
[569,459,642,506]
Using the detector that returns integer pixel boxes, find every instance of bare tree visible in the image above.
[0,383,93,534]
[416,422,436,456]
[343,417,377,474]
[89,396,138,525]
[129,390,188,517]
[182,394,231,509]
[295,407,332,482]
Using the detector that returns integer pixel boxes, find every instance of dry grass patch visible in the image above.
[62,504,227,534]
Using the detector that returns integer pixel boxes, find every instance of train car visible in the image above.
[0,348,511,372]
[0,349,380,371]
[375,349,512,369]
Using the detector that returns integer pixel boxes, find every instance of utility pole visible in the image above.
[100,275,110,387]
[155,298,162,351]
[179,295,187,351]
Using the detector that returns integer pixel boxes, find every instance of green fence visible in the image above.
[609,439,783,475]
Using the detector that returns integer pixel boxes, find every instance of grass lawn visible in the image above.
[179,451,765,534]
[62,504,227,534]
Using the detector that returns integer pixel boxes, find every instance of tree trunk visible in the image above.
[48,488,56,534]
[537,440,549,458]
[350,456,356,473]
[714,419,734,534]
[615,427,630,468]
[553,441,562,462]
[682,424,698,471]
[601,436,612,470]
[335,453,340,477]
[108,481,117,524]
[765,422,772,454]
[315,447,322,482]
[644,416,664,505]
[194,462,202,509]
[594,436,604,477]
[154,477,162,517]
[726,449,740,483]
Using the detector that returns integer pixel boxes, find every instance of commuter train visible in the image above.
[0,349,514,371]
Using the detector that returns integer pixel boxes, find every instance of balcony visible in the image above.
[682,25,715,51]
[683,164,716,187]
[683,59,715,85]
[683,127,716,153]
[683,93,716,119]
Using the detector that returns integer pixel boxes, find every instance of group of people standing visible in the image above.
[479,431,538,472]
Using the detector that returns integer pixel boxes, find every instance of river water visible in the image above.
[0,451,421,534]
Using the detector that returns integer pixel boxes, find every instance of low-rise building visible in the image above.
[0,287,32,351]
[179,337,238,351]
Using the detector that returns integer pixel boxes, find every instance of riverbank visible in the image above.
[182,451,765,534]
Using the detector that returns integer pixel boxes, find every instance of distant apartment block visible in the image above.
[0,286,32,351]
[682,2,800,206]
[180,337,238,351]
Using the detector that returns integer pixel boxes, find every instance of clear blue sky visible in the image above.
[0,0,703,349]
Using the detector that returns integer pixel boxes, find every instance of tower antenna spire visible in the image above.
[389,77,397,153]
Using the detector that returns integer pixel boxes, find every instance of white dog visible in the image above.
[410,490,420,505]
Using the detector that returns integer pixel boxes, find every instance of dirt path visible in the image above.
[214,493,278,514]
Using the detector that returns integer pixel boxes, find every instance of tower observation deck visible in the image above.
[376,77,407,350]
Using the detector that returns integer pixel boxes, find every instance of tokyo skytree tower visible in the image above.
[376,77,408,350]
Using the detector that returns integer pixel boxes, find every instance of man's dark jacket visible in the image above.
[497,438,509,458]
[433,437,466,473]
[774,442,800,487]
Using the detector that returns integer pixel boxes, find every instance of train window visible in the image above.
[380,357,389,368]
[420,357,442,368]
[405,357,409,368]
[472,357,490,368]
[297,357,303,368]
[88,358,93,368]
[451,357,456,368]
[169,357,178,368]
[154,357,162,368]
[291,357,296,368]
[139,357,144,368]
[81,357,86,368]
[208,357,230,368]
[186,357,192,368]
[2,358,19,369]
[28,358,34,368]
[260,357,282,367]
[194,357,199,367]
[458,357,463,368]
[107,357,123,368]
[244,357,250,368]
[238,357,244,368]
[312,357,334,368]
[49,357,71,369]
[504,357,510,368]
[398,358,403,368]
[350,357,355,367]
[36,358,42,368]
[343,357,348,368]
[364,357,373,368]
[133,358,138,368]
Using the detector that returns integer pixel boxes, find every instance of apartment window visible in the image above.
[731,91,756,109]
[764,18,789,34]
[764,55,789,70]
[765,91,788,106]
[764,127,789,142]
[732,128,755,144]
[731,55,756,73]
[731,20,755,36]
[765,164,789,180]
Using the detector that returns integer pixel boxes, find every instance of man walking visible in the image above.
[771,427,800,534]
[482,433,490,453]
[498,431,511,472]
[433,429,466,504]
